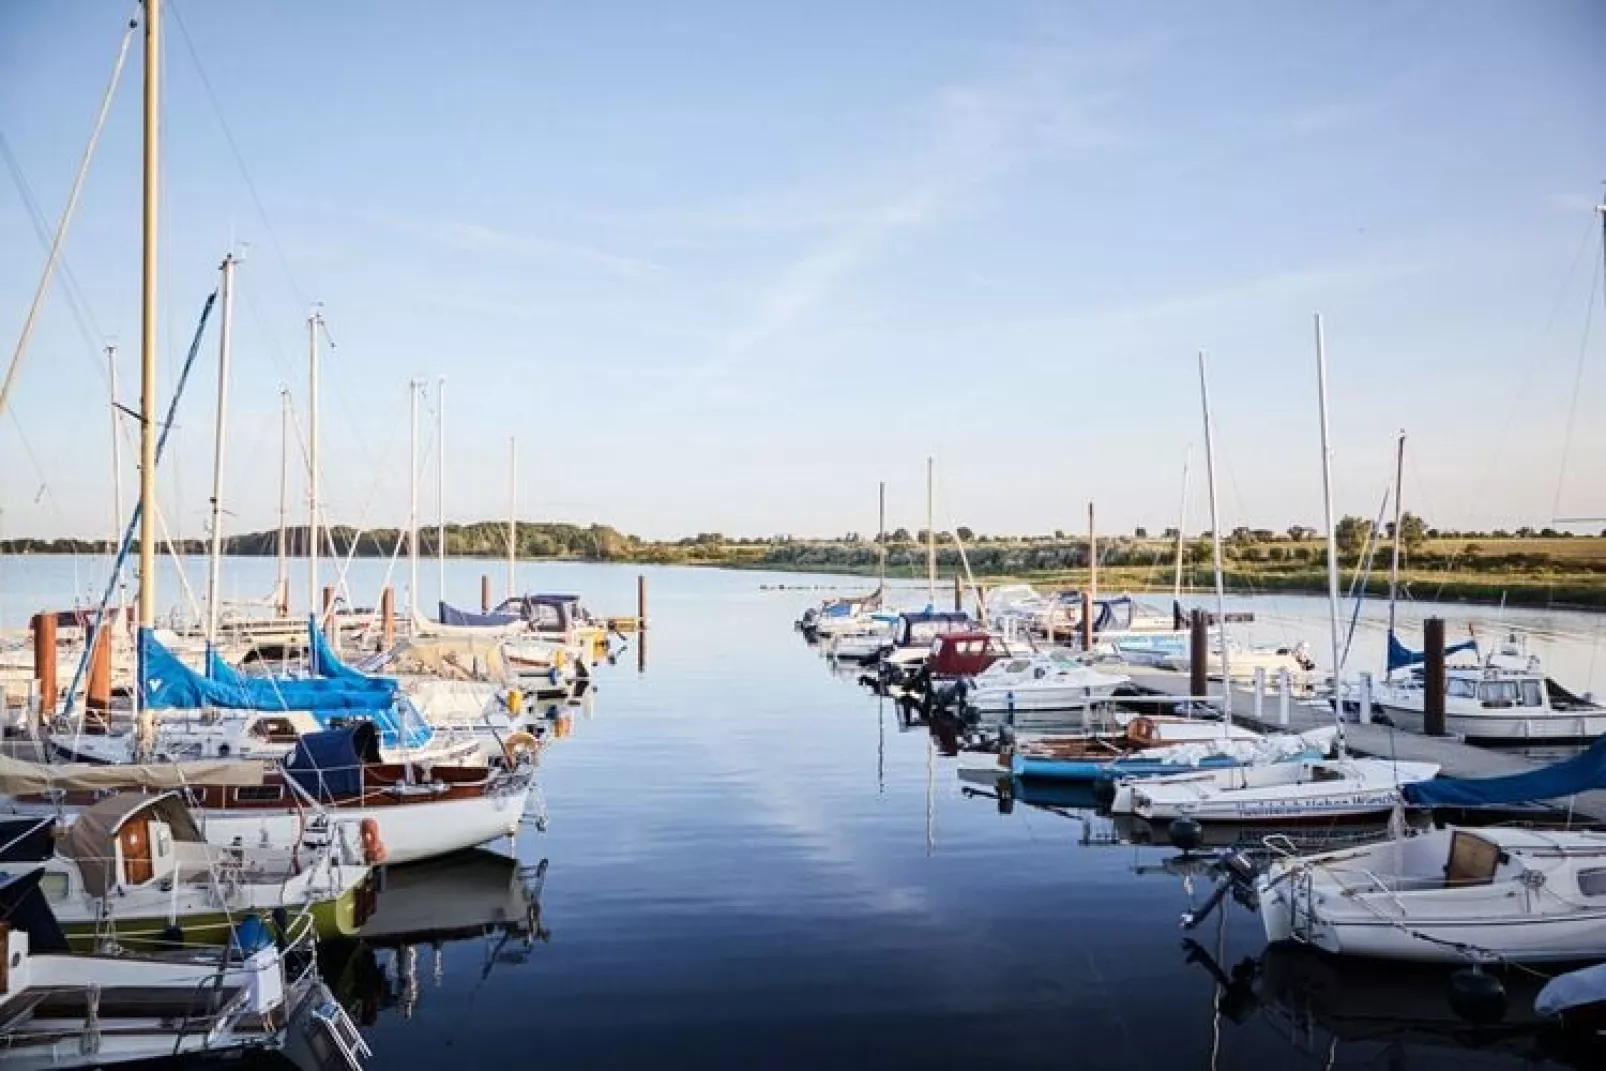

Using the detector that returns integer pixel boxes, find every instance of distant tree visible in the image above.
[1287,525,1315,542]
[1465,542,1484,559]
[1053,529,1066,541]
[1515,526,1536,539]
[1492,530,1511,539]
[1539,527,1560,538]
[1396,512,1428,557]
[1230,526,1254,547]
[955,526,975,542]
[1162,527,1180,540]
[890,527,911,543]
[1335,515,1372,557]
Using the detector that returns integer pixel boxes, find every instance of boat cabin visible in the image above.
[926,631,1008,679]
[893,612,975,649]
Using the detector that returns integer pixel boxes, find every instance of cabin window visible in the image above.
[1447,679,1478,699]
[1478,681,1519,707]
[1521,681,1543,707]
[233,785,286,803]
[1578,868,1606,897]
[1003,659,1031,674]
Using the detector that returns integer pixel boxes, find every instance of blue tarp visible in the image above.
[143,629,393,712]
[308,616,376,682]
[284,723,381,802]
[1387,630,1480,672]
[439,600,521,627]
[1403,736,1606,807]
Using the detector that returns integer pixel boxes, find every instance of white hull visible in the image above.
[1123,759,1439,822]
[1376,702,1606,743]
[967,681,1128,713]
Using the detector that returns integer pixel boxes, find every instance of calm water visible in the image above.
[6,557,1606,1069]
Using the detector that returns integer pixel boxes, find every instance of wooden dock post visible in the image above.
[952,574,962,613]
[31,613,55,719]
[1189,609,1208,701]
[637,574,648,631]
[380,586,395,648]
[321,585,336,627]
[481,574,491,613]
[86,620,111,715]
[1277,667,1291,726]
[1424,617,1447,736]
[1080,591,1094,652]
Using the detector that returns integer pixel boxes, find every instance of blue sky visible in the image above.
[1,1,1602,543]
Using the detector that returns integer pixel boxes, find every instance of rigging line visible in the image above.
[166,0,311,314]
[1549,260,1600,523]
[0,134,112,367]
[0,10,136,422]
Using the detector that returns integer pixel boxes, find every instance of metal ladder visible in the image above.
[311,996,371,1069]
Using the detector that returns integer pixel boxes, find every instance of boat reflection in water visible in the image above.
[1183,935,1606,1069]
[319,850,549,1027]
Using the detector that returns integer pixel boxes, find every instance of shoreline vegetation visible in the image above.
[4,517,1604,612]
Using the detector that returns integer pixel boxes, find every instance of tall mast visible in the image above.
[1172,446,1190,601]
[1386,430,1406,660]
[107,343,126,617]
[925,456,935,607]
[1197,352,1231,715]
[507,436,516,599]
[407,378,421,620]
[436,376,446,605]
[203,251,236,646]
[307,310,321,619]
[275,388,289,614]
[877,481,886,595]
[135,0,160,755]
[1314,313,1345,730]
[1087,501,1097,615]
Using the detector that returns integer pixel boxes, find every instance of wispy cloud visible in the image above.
[359,209,664,281]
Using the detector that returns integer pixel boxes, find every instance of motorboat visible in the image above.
[1017,726,1336,785]
[1117,756,1440,822]
[0,867,365,1069]
[824,612,902,663]
[0,796,378,948]
[1159,639,1319,684]
[1538,962,1606,1029]
[957,650,1131,715]
[6,725,535,866]
[1259,826,1606,963]
[875,612,977,686]
[1372,633,1606,743]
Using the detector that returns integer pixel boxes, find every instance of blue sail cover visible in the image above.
[439,600,520,627]
[142,629,392,712]
[1387,630,1480,672]
[308,617,379,683]
[284,723,381,802]
[1403,737,1606,807]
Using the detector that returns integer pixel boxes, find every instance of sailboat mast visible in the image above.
[203,252,236,646]
[877,480,886,595]
[407,378,421,620]
[1197,352,1231,715]
[135,0,161,753]
[1172,447,1190,601]
[1386,430,1406,657]
[307,310,320,619]
[436,376,446,605]
[275,388,289,613]
[507,436,516,599]
[108,343,126,616]
[1087,501,1097,617]
[1314,314,1345,722]
[925,456,935,607]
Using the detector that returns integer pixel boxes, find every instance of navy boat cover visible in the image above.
[1403,736,1606,807]
[1387,630,1480,672]
[439,600,521,627]
[284,723,382,802]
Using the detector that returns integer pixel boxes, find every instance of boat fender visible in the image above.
[1448,967,1507,1026]
[506,688,524,714]
[548,666,561,685]
[360,817,388,865]
[1169,817,1203,853]
[229,913,275,958]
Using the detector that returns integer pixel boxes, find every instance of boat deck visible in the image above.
[1124,669,1606,825]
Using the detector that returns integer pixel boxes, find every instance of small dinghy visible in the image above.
[1117,756,1439,822]
[1260,827,1606,963]
[1537,962,1606,1030]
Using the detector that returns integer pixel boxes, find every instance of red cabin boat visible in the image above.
[925,631,1010,681]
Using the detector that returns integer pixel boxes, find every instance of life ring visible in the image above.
[360,817,388,865]
[503,730,540,763]
[1127,716,1158,747]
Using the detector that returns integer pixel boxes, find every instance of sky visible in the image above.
[0,0,1603,544]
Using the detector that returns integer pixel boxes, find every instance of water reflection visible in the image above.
[1182,936,1606,1069]
[320,850,549,1028]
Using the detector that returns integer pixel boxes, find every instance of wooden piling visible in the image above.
[86,620,111,714]
[1189,609,1208,701]
[1080,590,1094,652]
[952,574,962,613]
[1423,616,1447,736]
[31,613,56,719]
[380,586,395,648]
[481,574,491,613]
[637,574,648,631]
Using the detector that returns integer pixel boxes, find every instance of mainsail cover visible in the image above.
[1402,737,1606,807]
[1387,630,1480,672]
[309,616,375,682]
[143,629,393,711]
[0,753,267,794]
[439,600,521,628]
